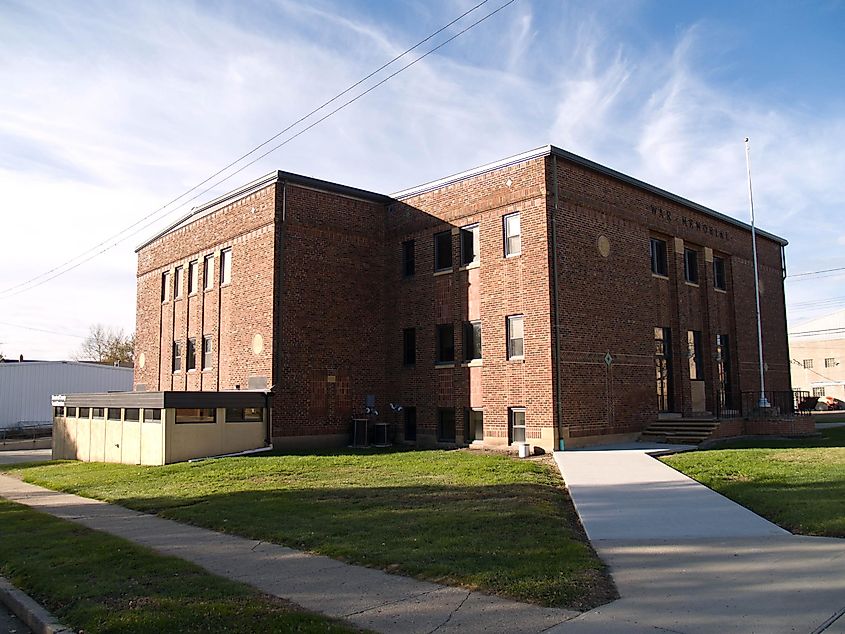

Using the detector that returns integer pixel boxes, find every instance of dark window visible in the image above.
[125,408,140,422]
[825,358,836,368]
[464,321,482,361]
[434,230,452,271]
[79,407,90,418]
[713,256,727,290]
[436,324,454,364]
[402,240,415,277]
[53,406,65,417]
[202,335,212,370]
[172,341,182,373]
[503,213,521,256]
[188,260,198,294]
[460,224,479,266]
[92,408,104,419]
[403,406,417,441]
[107,408,121,421]
[186,338,197,372]
[174,266,184,298]
[220,248,232,285]
[813,387,826,397]
[402,328,416,366]
[803,359,813,369]
[655,327,673,412]
[143,408,161,423]
[204,254,214,290]
[507,315,524,360]
[66,406,77,418]
[437,408,456,442]
[225,407,263,423]
[508,408,526,444]
[161,271,170,302]
[650,238,668,276]
[466,409,484,442]
[687,330,703,380]
[175,408,216,424]
[716,334,734,411]
[684,248,699,284]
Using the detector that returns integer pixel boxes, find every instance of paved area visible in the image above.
[553,443,845,633]
[0,449,52,465]
[0,603,31,634]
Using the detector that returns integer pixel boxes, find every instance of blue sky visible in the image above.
[1,0,843,359]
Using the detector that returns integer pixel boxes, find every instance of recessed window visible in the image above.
[650,238,668,276]
[803,359,814,369]
[186,338,197,372]
[436,324,455,364]
[813,387,826,397]
[107,408,121,421]
[509,407,526,444]
[66,406,77,418]
[92,408,104,419]
[402,328,416,366]
[403,406,417,441]
[684,248,699,284]
[188,260,198,294]
[161,271,170,302]
[503,213,521,257]
[125,408,140,422]
[467,409,484,442]
[713,256,727,290]
[173,341,182,373]
[202,335,213,370]
[79,407,90,418]
[402,240,415,277]
[53,406,65,417]
[220,248,232,285]
[460,224,480,266]
[688,330,703,380]
[203,254,214,290]
[225,407,263,423]
[175,408,216,424]
[464,320,482,361]
[507,315,524,360]
[143,409,161,423]
[174,266,184,299]
[825,358,836,368]
[437,408,456,442]
[434,231,452,272]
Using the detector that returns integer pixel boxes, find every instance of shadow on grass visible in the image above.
[706,426,845,450]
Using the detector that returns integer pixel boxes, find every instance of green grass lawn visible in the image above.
[6,449,614,609]
[0,499,355,633]
[662,427,845,536]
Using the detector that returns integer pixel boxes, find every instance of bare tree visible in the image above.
[74,324,135,365]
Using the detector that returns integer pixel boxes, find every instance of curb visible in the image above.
[0,577,73,634]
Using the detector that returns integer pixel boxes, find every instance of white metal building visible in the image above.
[789,309,845,404]
[0,361,133,428]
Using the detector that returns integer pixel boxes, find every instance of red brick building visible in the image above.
[133,145,790,451]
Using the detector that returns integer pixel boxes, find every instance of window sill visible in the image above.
[220,282,232,288]
[174,296,184,301]
[458,261,480,271]
[461,359,483,367]
[434,362,455,369]
[433,269,453,277]
[201,367,213,372]
[504,253,522,259]
[402,364,416,369]
[715,287,728,294]
[684,281,700,288]
[507,357,525,363]
[651,273,669,280]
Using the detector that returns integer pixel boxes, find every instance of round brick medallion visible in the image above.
[597,235,611,258]
[252,333,264,355]
[138,352,146,369]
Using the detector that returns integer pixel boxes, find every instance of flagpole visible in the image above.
[744,137,770,409]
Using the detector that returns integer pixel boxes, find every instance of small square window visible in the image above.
[460,224,480,266]
[174,266,184,299]
[434,231,452,272]
[143,408,161,423]
[402,240,415,277]
[684,248,699,284]
[813,387,826,397]
[203,255,214,290]
[79,407,90,418]
[402,328,416,366]
[436,324,454,364]
[825,358,836,368]
[650,238,668,276]
[202,335,213,370]
[186,338,197,372]
[507,315,524,360]
[713,256,727,290]
[66,406,77,418]
[220,248,232,285]
[161,271,170,302]
[437,408,456,442]
[503,213,521,256]
[464,321,482,361]
[107,408,121,421]
[92,407,104,419]
[53,406,65,417]
[173,341,182,373]
[509,407,526,444]
[125,408,140,422]
[803,359,813,369]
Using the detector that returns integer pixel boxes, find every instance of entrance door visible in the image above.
[716,334,735,414]
[654,327,673,412]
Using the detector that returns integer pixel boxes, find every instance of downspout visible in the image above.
[269,178,286,447]
[551,154,564,450]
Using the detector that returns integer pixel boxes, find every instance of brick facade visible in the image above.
[133,146,790,451]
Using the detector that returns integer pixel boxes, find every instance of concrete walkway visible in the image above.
[0,449,52,465]
[553,443,845,633]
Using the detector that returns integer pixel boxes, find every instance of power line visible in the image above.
[0,321,86,339]
[0,0,514,300]
[787,266,845,279]
[788,327,845,337]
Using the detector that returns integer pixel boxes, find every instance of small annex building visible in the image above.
[789,308,845,405]
[55,145,793,462]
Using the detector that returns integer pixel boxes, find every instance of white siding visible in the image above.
[0,362,133,428]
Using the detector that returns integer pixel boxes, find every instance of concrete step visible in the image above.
[640,419,721,445]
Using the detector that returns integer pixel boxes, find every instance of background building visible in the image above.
[790,309,845,405]
[132,145,791,452]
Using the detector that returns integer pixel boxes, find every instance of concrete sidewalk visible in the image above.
[553,444,845,633]
[0,475,577,634]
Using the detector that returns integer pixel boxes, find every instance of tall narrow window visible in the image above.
[203,254,214,290]
[402,327,416,366]
[650,238,668,276]
[716,334,734,412]
[186,337,197,371]
[464,321,482,361]
[655,327,673,412]
[825,358,836,368]
[437,408,456,442]
[434,231,452,272]
[172,341,182,373]
[402,240,415,277]
[202,335,213,370]
[803,359,814,369]
[508,407,526,444]
[403,406,417,441]
[507,315,524,360]
[220,248,232,285]
[460,224,480,266]
[713,256,727,290]
[188,260,198,294]
[683,248,699,284]
[467,409,484,442]
[436,324,454,364]
[503,213,521,256]
[161,271,170,302]
[687,330,703,380]
[174,266,184,299]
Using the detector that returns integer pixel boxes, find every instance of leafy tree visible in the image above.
[74,325,135,365]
